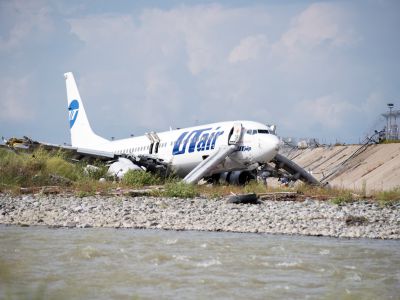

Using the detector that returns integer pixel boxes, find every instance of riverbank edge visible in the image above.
[0,194,399,239]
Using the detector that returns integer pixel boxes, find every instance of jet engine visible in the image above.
[217,170,257,185]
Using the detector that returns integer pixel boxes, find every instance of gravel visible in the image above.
[0,194,399,239]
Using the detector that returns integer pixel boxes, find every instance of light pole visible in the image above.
[388,103,393,140]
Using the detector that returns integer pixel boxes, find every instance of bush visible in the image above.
[46,156,81,181]
[0,149,44,187]
[331,192,354,205]
[163,181,199,198]
[122,170,160,187]
[0,148,84,187]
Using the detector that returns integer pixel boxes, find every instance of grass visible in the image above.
[0,148,399,203]
[122,170,161,187]
[0,148,78,188]
[331,192,355,205]
[72,178,115,197]
[375,187,400,206]
[162,181,199,198]
[243,180,269,194]
[0,148,107,194]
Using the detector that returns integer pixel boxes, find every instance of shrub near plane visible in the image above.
[64,72,280,184]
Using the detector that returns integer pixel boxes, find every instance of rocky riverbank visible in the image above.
[0,193,399,239]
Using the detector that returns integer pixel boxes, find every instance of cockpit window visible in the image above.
[258,129,270,134]
[246,129,257,135]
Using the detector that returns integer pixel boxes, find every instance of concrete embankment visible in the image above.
[280,143,400,193]
[1,194,399,239]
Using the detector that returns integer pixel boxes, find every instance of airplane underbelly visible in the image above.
[209,157,246,175]
[173,162,198,177]
[171,155,202,177]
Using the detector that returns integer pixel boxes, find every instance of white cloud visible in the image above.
[66,4,273,131]
[362,92,385,114]
[273,3,357,59]
[66,3,362,135]
[141,66,183,127]
[0,77,35,122]
[228,34,268,63]
[138,4,270,75]
[296,95,356,129]
[68,14,136,45]
[0,0,53,51]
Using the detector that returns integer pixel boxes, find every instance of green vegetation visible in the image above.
[0,148,109,194]
[243,180,268,194]
[0,148,399,203]
[331,192,355,205]
[375,187,400,206]
[162,181,199,198]
[297,183,341,198]
[0,148,80,188]
[122,170,161,187]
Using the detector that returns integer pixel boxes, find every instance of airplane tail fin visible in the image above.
[64,72,109,148]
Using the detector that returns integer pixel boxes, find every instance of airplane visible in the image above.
[64,72,280,184]
[1,72,280,185]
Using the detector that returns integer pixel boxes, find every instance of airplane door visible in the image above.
[147,132,160,155]
[149,142,154,154]
[229,122,243,145]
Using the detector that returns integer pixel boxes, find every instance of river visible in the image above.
[0,225,399,299]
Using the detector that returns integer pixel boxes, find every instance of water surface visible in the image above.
[0,225,399,299]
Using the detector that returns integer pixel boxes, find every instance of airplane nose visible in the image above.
[258,134,280,162]
[271,135,280,153]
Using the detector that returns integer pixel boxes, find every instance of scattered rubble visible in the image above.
[1,194,399,239]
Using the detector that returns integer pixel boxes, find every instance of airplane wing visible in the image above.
[1,136,115,161]
[183,145,238,184]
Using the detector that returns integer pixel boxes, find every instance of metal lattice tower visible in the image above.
[381,103,400,140]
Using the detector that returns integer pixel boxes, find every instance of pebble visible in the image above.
[0,195,399,239]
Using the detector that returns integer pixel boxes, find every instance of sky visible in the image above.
[0,0,399,145]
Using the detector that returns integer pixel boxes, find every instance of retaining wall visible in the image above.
[281,144,400,193]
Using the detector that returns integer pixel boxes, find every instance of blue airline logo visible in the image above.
[173,127,224,155]
[68,99,79,128]
[237,146,251,152]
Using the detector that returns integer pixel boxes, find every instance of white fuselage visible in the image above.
[92,120,280,176]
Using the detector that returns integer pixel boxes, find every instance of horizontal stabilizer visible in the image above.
[183,145,237,184]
